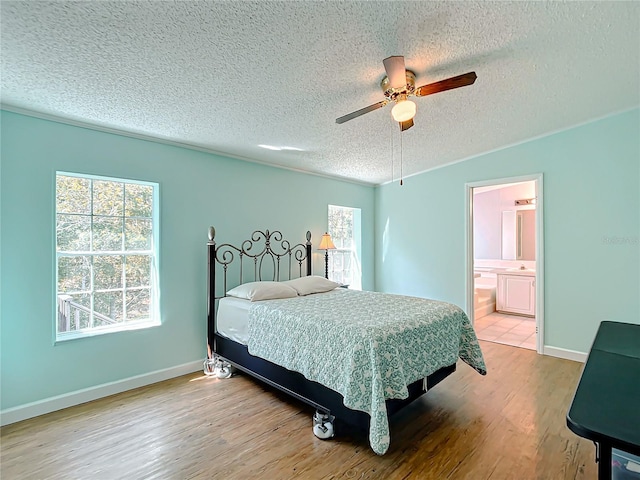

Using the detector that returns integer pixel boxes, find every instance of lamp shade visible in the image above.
[318,232,336,250]
[391,100,416,122]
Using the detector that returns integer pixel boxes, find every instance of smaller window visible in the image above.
[56,173,160,340]
[328,205,362,290]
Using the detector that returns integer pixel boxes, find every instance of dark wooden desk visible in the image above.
[567,321,640,479]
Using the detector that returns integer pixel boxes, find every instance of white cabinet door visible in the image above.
[497,274,535,316]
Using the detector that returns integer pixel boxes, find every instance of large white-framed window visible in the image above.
[55,172,160,340]
[328,205,362,290]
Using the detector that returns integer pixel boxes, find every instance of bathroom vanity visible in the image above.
[495,268,536,317]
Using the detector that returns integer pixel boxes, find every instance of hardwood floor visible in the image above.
[1,341,596,479]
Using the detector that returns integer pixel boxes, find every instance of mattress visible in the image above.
[216,296,252,344]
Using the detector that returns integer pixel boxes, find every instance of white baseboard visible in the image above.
[542,346,587,363]
[0,360,202,426]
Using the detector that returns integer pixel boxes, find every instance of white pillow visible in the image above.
[226,281,298,302]
[284,276,341,296]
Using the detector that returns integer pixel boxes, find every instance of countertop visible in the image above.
[490,268,536,276]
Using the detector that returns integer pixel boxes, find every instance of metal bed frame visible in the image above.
[205,227,456,439]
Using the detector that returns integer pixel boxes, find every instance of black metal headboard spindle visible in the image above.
[206,227,312,360]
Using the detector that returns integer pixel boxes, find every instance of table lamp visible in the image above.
[318,232,336,279]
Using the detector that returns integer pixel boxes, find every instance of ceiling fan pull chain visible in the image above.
[391,124,395,183]
[400,130,404,186]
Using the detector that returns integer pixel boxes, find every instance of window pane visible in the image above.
[125,255,151,287]
[57,214,91,252]
[57,293,91,332]
[93,180,123,216]
[93,216,122,251]
[329,205,354,247]
[125,183,153,218]
[94,291,123,324]
[126,288,150,321]
[125,218,152,250]
[94,255,123,290]
[56,176,90,214]
[58,256,91,292]
[73,294,92,330]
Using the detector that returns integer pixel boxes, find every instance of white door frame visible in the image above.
[465,173,545,354]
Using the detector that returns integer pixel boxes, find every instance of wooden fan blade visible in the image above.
[414,72,477,97]
[383,56,406,89]
[399,118,414,131]
[336,100,387,124]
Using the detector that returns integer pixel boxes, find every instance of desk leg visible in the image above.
[597,442,612,480]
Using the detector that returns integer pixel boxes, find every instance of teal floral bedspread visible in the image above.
[247,288,487,455]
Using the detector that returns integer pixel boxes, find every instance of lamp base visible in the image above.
[324,251,329,279]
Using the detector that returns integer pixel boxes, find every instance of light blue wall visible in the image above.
[375,108,640,354]
[3,108,638,413]
[0,111,375,410]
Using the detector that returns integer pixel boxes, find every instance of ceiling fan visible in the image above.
[336,56,477,131]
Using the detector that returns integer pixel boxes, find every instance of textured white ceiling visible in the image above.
[2,1,639,185]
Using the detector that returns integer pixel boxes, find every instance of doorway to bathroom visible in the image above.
[465,174,544,353]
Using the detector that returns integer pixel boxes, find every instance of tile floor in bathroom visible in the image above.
[474,312,536,350]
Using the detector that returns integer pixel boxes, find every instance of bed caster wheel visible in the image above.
[203,358,217,376]
[203,357,234,378]
[312,411,335,440]
[313,422,334,439]
[215,364,233,379]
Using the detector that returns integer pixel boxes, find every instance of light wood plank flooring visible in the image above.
[1,341,596,479]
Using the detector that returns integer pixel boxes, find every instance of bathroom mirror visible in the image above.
[502,210,536,260]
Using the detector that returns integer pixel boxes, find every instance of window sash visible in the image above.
[55,173,159,339]
[328,205,362,289]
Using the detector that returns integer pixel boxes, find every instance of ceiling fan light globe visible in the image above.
[391,100,416,122]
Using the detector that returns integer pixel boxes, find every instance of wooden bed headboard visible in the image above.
[206,226,312,358]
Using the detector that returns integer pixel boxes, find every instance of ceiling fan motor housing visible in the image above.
[381,70,416,101]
